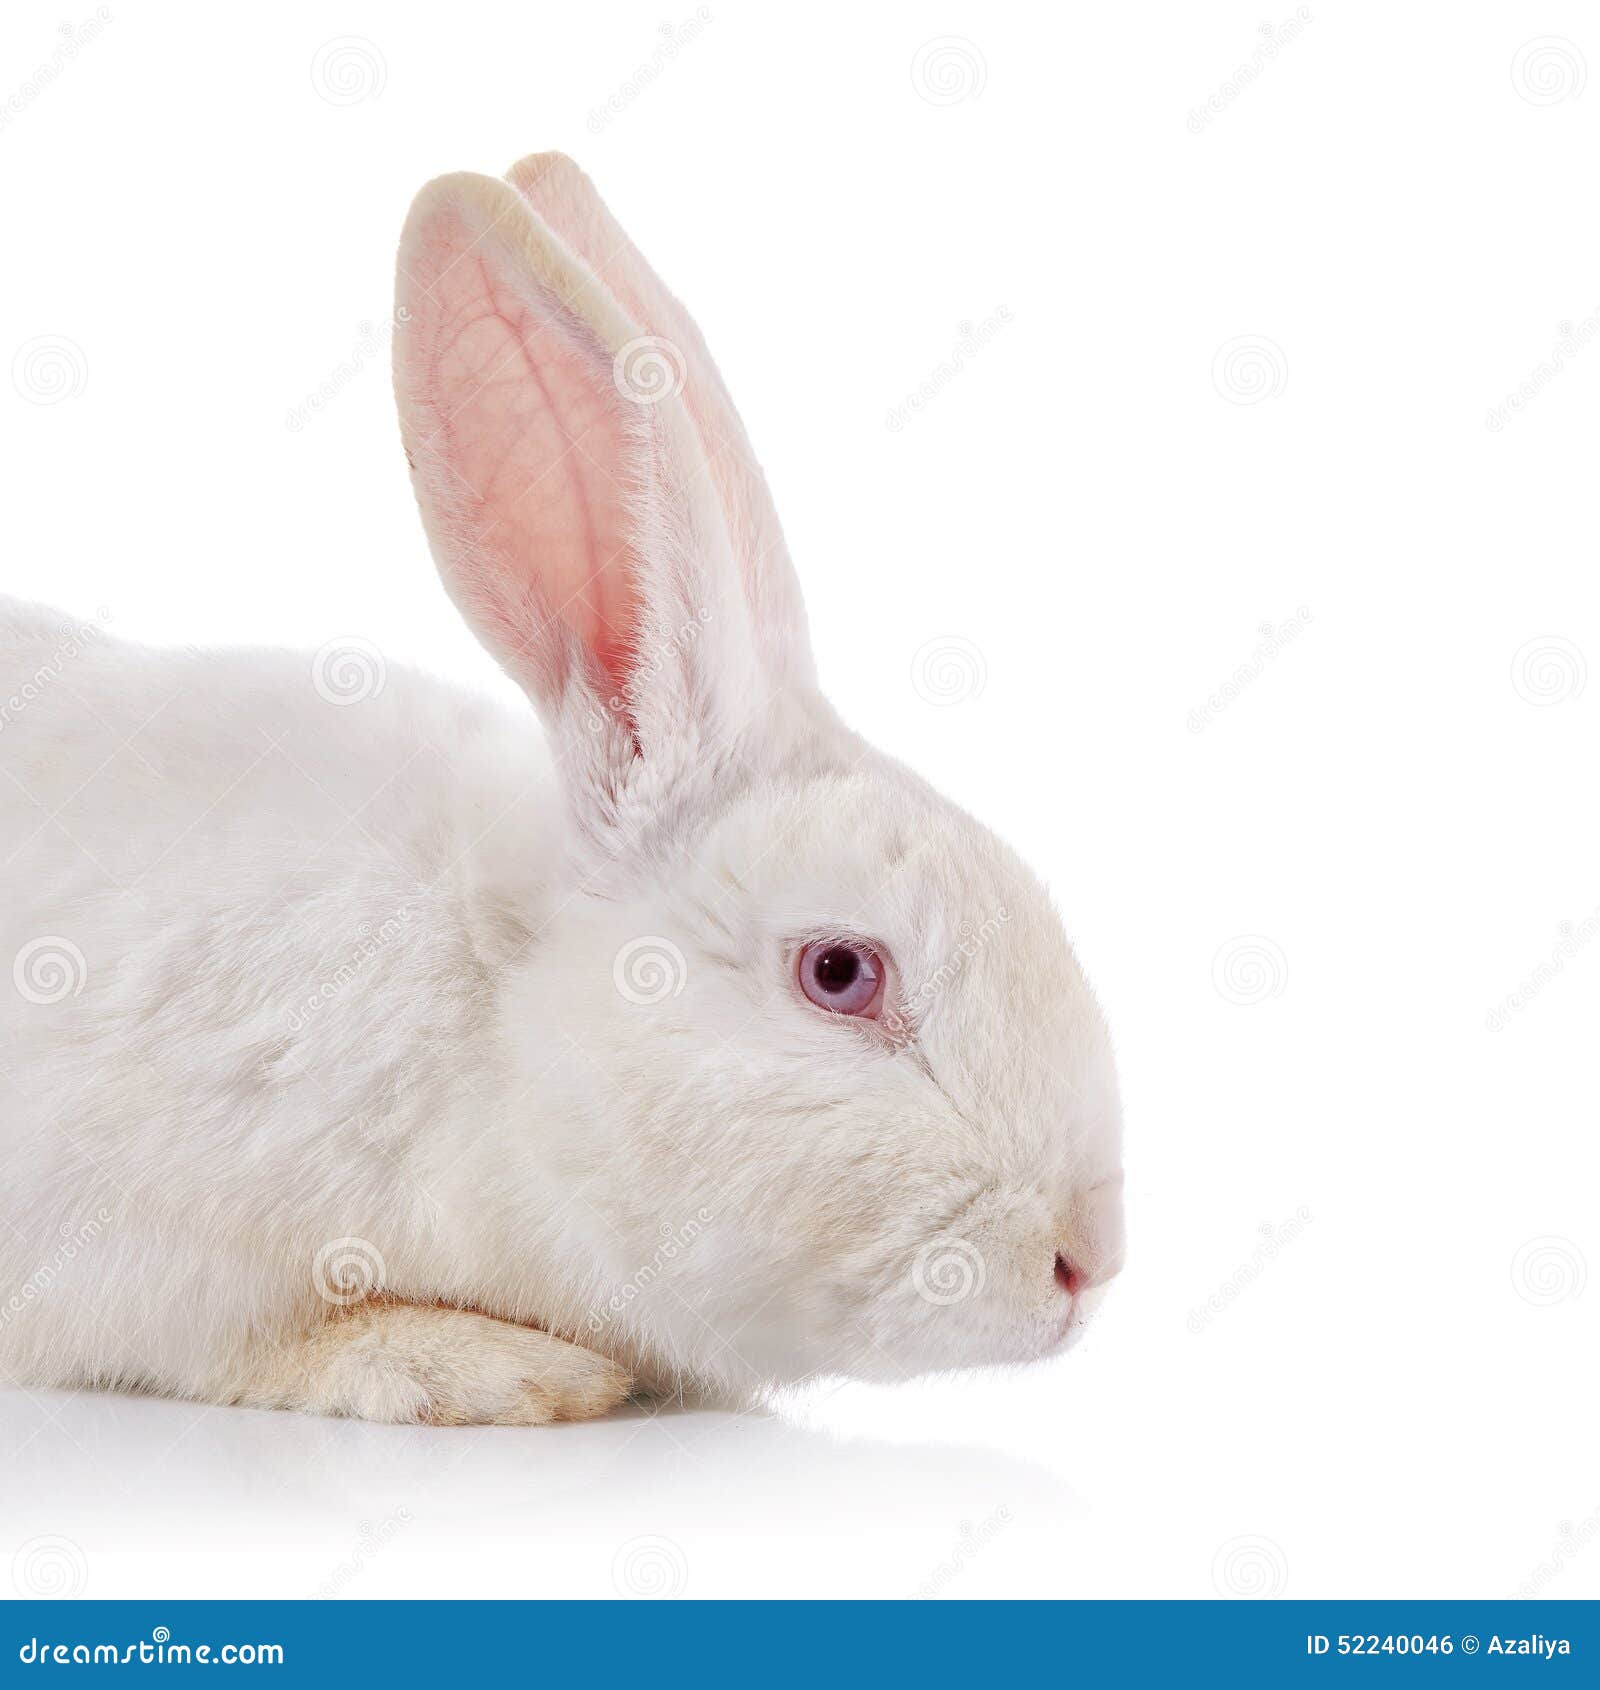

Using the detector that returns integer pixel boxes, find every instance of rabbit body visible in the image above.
[0,603,626,1415]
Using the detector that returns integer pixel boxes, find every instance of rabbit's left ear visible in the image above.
[393,170,787,839]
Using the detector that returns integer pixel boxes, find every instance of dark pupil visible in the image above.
[813,945,860,993]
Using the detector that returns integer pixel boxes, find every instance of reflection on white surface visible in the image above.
[1,1383,1081,1599]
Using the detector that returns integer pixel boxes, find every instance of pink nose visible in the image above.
[1054,1253,1085,1297]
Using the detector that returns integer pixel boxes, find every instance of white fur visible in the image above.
[0,155,1121,1423]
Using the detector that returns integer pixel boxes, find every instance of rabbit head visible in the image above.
[393,155,1122,1395]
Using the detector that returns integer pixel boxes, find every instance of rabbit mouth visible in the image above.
[1042,1311,1090,1358]
[1044,1280,1110,1356]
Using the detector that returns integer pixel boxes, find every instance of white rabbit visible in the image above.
[0,154,1122,1424]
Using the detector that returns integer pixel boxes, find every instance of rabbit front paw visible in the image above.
[234,1302,632,1426]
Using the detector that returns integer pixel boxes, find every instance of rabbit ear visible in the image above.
[504,153,815,695]
[394,170,774,837]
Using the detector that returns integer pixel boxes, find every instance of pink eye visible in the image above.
[797,938,885,1019]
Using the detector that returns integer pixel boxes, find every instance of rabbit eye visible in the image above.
[797,938,885,1018]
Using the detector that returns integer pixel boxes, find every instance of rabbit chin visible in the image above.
[632,1261,1118,1399]
[604,1281,1114,1405]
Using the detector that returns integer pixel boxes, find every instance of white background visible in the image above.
[2,0,1597,1601]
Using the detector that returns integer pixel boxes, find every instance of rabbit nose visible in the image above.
[1054,1169,1126,1296]
[1054,1250,1119,1297]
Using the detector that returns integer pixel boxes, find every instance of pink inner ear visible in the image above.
[506,155,814,694]
[405,208,640,703]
